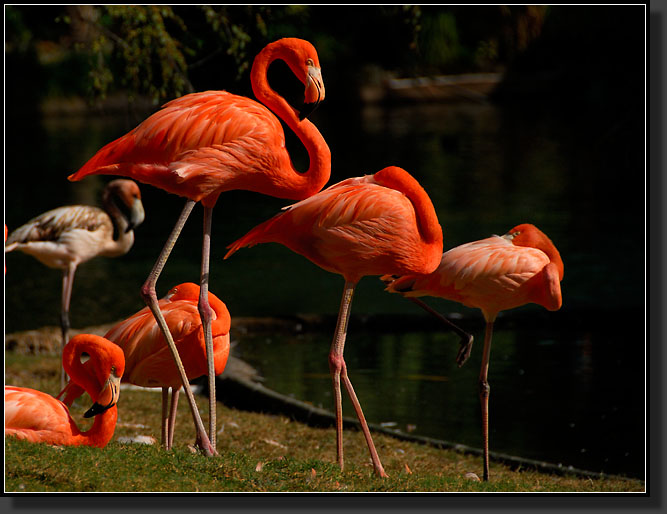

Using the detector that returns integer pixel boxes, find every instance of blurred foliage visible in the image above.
[5,5,549,108]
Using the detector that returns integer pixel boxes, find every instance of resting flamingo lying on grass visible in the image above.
[5,334,125,448]
[60,283,230,450]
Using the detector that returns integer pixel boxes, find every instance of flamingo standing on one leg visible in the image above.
[66,38,331,456]
[5,180,145,388]
[382,223,564,481]
[5,334,125,448]
[59,283,230,450]
[225,165,443,477]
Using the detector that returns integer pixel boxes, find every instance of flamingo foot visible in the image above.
[456,334,474,367]
[193,431,218,457]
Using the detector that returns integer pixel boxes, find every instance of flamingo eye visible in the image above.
[513,231,521,237]
[306,58,314,67]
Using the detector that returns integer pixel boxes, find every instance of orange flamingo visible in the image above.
[225,165,443,477]
[66,38,331,455]
[382,223,564,481]
[5,180,144,388]
[5,334,125,448]
[59,283,230,450]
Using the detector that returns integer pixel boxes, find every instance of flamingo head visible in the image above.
[84,365,123,418]
[267,38,325,120]
[105,179,146,233]
[503,223,564,280]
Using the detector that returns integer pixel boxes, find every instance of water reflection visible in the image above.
[233,313,643,478]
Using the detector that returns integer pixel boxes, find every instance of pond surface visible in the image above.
[4,91,645,479]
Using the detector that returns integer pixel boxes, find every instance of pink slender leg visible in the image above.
[59,263,77,390]
[161,388,169,448]
[328,281,387,477]
[198,206,217,451]
[168,388,180,450]
[479,320,495,481]
[140,199,216,457]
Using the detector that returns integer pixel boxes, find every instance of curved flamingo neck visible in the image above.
[250,41,331,199]
[63,341,102,403]
[373,166,443,247]
[72,405,118,448]
[102,188,135,249]
[62,335,122,447]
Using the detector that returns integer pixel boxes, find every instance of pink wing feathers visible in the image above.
[387,235,556,319]
[70,92,289,204]
[225,174,436,282]
[104,286,230,389]
[5,386,78,445]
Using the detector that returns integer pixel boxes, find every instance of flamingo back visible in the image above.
[5,205,114,269]
[68,91,294,205]
[225,168,443,283]
[5,386,78,445]
[104,283,231,389]
[385,235,559,320]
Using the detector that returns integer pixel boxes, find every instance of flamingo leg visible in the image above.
[479,320,495,481]
[161,387,169,448]
[140,199,216,457]
[408,297,474,367]
[59,263,77,389]
[168,387,180,450]
[198,205,217,452]
[328,281,387,478]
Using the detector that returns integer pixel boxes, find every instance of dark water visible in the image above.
[4,96,645,479]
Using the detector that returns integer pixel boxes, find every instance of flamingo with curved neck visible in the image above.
[5,334,125,448]
[67,38,331,456]
[225,166,444,477]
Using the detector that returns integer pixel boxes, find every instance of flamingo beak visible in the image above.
[500,232,514,242]
[300,65,325,121]
[83,371,122,418]
[125,198,146,234]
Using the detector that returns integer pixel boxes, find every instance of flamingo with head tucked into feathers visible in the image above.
[5,179,144,388]
[5,333,125,448]
[66,38,331,456]
[382,223,564,481]
[59,283,230,450]
[225,165,443,477]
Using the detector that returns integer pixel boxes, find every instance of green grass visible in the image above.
[5,351,646,493]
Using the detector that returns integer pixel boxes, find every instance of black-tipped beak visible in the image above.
[299,101,321,121]
[84,372,121,418]
[125,198,146,233]
[84,401,113,418]
[300,65,324,121]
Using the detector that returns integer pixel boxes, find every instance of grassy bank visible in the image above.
[4,350,644,493]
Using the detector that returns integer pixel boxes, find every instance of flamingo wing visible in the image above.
[388,236,551,316]
[104,292,230,388]
[104,299,200,371]
[6,205,110,245]
[70,92,290,203]
[5,205,114,269]
[5,386,77,444]
[226,175,430,279]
